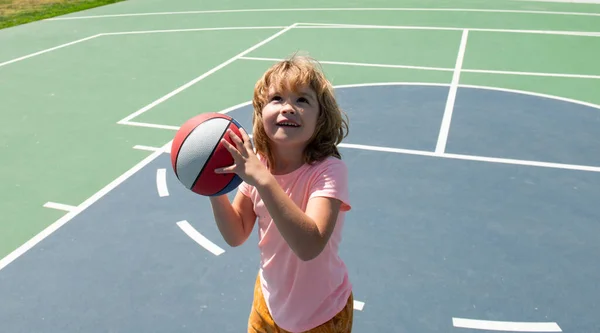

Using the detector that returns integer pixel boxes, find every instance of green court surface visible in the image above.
[1,0,600,284]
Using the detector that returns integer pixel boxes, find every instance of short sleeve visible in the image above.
[308,157,351,211]
[238,180,252,197]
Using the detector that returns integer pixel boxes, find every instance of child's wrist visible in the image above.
[254,170,275,189]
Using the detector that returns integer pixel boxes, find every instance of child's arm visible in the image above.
[216,128,347,260]
[255,179,342,261]
[209,191,256,247]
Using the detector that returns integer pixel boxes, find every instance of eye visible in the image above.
[298,97,309,104]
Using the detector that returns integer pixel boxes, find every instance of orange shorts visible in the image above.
[247,274,354,333]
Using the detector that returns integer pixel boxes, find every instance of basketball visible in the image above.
[170,112,244,196]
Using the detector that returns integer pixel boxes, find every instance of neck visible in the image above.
[269,144,305,175]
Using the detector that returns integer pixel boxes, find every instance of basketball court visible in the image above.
[1,1,600,332]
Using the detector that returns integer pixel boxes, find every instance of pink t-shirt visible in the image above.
[238,154,352,332]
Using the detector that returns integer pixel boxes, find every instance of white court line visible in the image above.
[339,143,600,173]
[100,26,287,36]
[122,81,600,174]
[176,220,225,256]
[295,22,600,37]
[0,26,284,68]
[121,121,179,131]
[240,56,600,80]
[0,141,172,272]
[43,202,77,212]
[3,24,599,71]
[240,56,454,72]
[133,145,162,152]
[353,300,365,311]
[116,23,297,124]
[339,143,437,157]
[452,318,562,332]
[0,34,102,68]
[464,68,600,80]
[43,7,600,20]
[0,102,249,271]
[156,168,169,197]
[0,101,251,271]
[436,29,469,155]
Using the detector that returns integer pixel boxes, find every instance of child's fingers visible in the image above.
[215,164,236,174]
[228,130,245,152]
[239,128,254,151]
[221,137,242,159]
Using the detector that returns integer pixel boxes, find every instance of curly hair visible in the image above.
[251,54,349,168]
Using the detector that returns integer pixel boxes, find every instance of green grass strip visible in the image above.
[0,0,125,29]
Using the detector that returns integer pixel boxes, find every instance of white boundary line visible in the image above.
[295,22,600,37]
[436,29,469,155]
[156,168,169,197]
[0,26,286,68]
[43,7,600,20]
[176,220,225,256]
[116,23,297,124]
[0,140,172,271]
[3,24,599,73]
[0,102,246,271]
[0,34,102,68]
[43,202,77,212]
[240,56,600,80]
[452,317,562,332]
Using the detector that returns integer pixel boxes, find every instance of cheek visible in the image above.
[260,110,277,133]
[305,108,320,128]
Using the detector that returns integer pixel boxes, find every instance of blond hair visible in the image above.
[251,54,349,168]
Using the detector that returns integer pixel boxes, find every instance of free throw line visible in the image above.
[156,168,169,197]
[176,220,225,256]
[436,29,469,155]
[452,318,562,332]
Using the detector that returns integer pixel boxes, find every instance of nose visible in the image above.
[280,102,296,114]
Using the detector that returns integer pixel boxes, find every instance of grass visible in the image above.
[0,0,125,29]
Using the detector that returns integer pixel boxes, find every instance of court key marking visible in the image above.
[436,29,469,155]
[156,168,169,197]
[452,317,562,332]
[176,220,225,256]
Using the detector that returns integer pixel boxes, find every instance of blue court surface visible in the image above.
[1,84,599,332]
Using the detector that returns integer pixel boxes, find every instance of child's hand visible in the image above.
[215,128,271,187]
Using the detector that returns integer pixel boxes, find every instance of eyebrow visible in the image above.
[298,90,316,100]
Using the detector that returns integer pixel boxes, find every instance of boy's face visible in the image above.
[261,83,320,150]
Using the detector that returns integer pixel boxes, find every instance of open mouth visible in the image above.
[276,121,300,127]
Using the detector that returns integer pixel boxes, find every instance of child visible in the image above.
[210,54,353,333]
